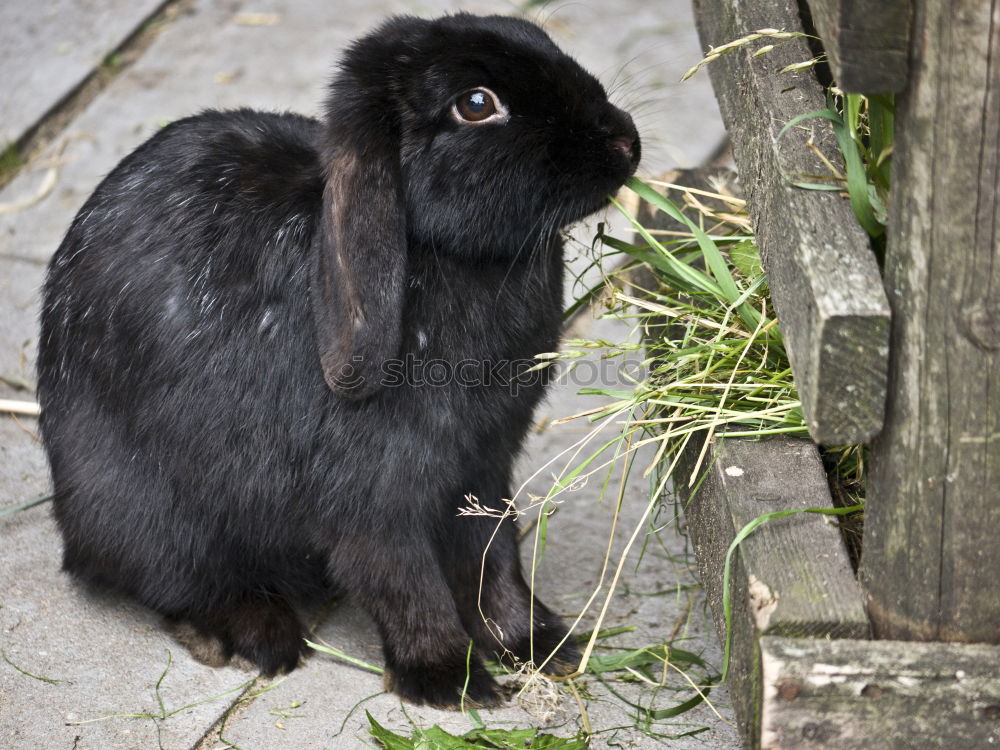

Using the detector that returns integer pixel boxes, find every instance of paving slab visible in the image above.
[0,416,48,517]
[0,0,167,147]
[0,505,258,750]
[0,257,43,381]
[0,258,47,515]
[0,1,732,748]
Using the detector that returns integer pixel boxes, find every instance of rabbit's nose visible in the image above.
[610,136,635,156]
[608,132,641,170]
[597,107,640,161]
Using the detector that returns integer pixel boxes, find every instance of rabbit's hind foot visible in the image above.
[169,597,306,676]
[165,619,243,669]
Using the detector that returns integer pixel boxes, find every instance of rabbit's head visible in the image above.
[311,14,640,398]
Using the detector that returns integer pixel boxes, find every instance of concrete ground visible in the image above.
[0,0,736,747]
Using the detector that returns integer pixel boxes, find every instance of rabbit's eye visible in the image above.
[452,88,508,125]
[459,91,495,119]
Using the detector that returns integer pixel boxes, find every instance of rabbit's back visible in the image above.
[37,110,335,612]
[41,109,325,384]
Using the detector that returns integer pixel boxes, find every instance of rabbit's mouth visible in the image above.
[546,115,641,215]
[568,192,626,225]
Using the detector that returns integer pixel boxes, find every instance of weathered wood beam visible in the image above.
[693,0,890,445]
[676,436,869,748]
[862,0,1000,642]
[802,0,912,93]
[760,635,1000,749]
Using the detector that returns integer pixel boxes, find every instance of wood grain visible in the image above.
[803,0,912,93]
[862,0,1000,642]
[760,635,1000,749]
[692,0,890,445]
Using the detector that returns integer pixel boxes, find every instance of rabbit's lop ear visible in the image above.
[310,24,415,399]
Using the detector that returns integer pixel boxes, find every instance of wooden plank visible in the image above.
[861,0,1000,642]
[676,436,870,748]
[760,635,1000,749]
[803,0,912,93]
[692,0,890,445]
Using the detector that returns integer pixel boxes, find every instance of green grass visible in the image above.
[547,176,808,490]
[2,649,68,684]
[368,711,589,749]
[779,90,894,258]
[305,625,724,747]
[0,142,24,186]
[0,493,54,519]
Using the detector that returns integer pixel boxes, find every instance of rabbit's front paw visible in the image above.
[536,638,581,677]
[506,621,581,677]
[383,657,504,709]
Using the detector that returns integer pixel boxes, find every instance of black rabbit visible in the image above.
[36,13,639,708]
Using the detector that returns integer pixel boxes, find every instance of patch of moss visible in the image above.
[0,142,24,181]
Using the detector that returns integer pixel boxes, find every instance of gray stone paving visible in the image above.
[0,1,735,747]
[0,0,166,147]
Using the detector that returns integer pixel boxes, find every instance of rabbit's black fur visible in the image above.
[37,13,639,708]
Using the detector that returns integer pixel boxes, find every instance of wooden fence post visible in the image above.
[861,0,1000,642]
[691,0,890,446]
[803,0,912,93]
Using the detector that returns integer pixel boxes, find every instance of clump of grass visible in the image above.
[683,25,894,251]
[367,711,589,749]
[549,61,894,531]
[362,627,721,749]
[553,175,808,493]
[780,90,894,258]
[537,35,897,686]
[522,174,809,693]
[539,169,873,680]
